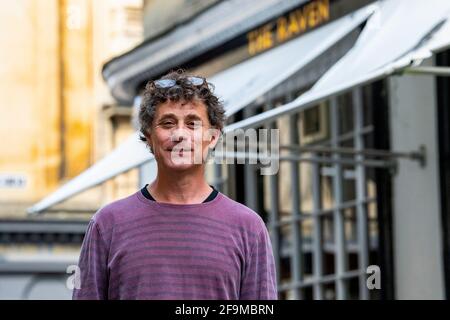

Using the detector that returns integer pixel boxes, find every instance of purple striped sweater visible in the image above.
[72,190,278,300]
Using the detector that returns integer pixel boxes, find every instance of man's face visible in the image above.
[146,99,219,171]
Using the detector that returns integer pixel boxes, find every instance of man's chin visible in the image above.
[169,163,196,171]
[164,157,200,171]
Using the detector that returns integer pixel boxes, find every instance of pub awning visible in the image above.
[225,0,450,132]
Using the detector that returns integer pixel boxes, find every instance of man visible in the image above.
[72,70,278,300]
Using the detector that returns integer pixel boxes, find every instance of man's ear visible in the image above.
[145,132,154,153]
[207,128,221,149]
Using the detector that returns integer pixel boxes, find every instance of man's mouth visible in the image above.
[166,148,194,152]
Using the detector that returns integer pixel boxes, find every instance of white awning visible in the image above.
[27,4,377,214]
[422,12,450,54]
[309,0,450,94]
[225,0,450,132]
[27,132,155,214]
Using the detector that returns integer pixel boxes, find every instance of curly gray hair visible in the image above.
[138,69,227,153]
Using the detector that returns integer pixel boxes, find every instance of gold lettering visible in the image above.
[256,33,264,53]
[296,9,307,33]
[247,0,331,54]
[276,17,289,42]
[262,22,274,50]
[247,30,258,55]
[287,12,300,36]
[307,2,319,28]
[317,0,330,23]
[247,23,274,55]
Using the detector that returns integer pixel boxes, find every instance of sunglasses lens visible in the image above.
[154,77,204,88]
[187,76,204,86]
[154,79,176,88]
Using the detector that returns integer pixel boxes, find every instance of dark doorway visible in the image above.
[436,49,450,299]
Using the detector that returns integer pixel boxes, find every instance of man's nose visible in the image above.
[171,126,189,142]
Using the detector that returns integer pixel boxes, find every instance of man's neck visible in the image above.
[147,165,213,204]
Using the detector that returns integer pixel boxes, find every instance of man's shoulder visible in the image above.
[90,191,140,230]
[217,192,267,234]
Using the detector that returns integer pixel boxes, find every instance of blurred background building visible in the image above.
[0,0,143,299]
[1,0,449,300]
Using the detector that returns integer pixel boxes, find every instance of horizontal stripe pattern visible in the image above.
[72,191,277,300]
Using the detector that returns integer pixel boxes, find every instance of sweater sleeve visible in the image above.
[72,219,109,300]
[240,223,278,300]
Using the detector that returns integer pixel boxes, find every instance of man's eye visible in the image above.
[188,122,201,128]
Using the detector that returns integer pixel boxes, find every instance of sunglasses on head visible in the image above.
[153,76,205,89]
